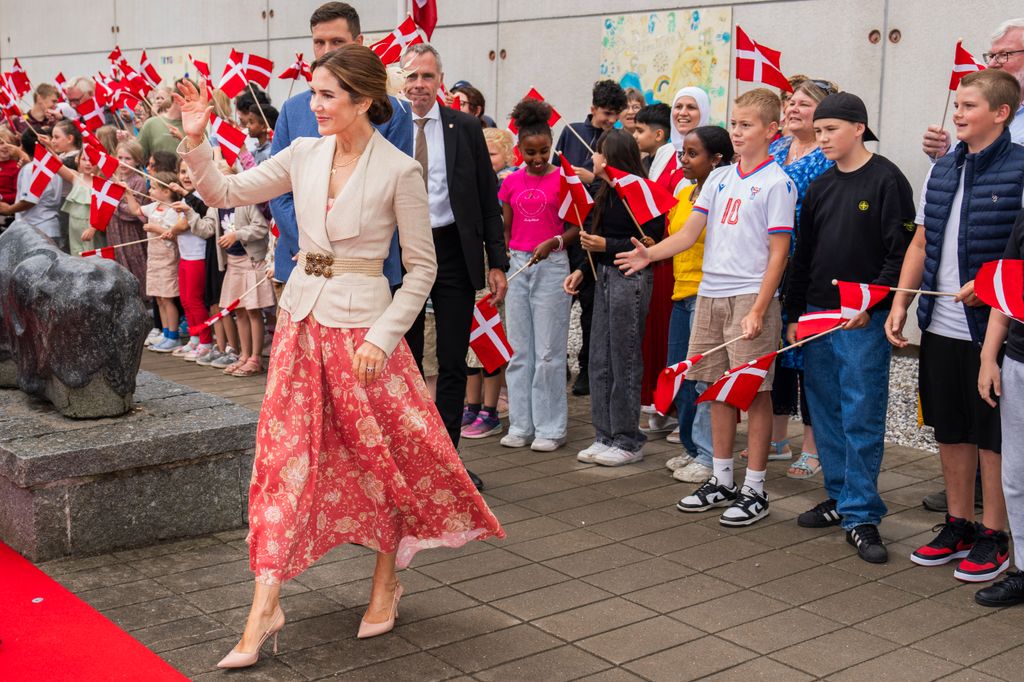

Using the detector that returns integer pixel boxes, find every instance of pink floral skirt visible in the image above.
[248,311,504,584]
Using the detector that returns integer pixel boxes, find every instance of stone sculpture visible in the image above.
[0,224,149,417]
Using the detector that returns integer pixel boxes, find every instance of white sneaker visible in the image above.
[577,442,611,463]
[195,346,223,366]
[665,453,695,471]
[641,414,678,435]
[593,447,644,467]
[500,434,530,448]
[144,328,162,346]
[172,340,197,357]
[530,437,565,452]
[666,429,682,444]
[183,343,213,362]
[673,460,713,483]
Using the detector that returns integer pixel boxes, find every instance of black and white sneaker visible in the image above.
[797,498,842,528]
[846,523,888,564]
[719,486,770,526]
[676,476,738,512]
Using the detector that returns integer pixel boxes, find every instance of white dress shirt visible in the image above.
[413,101,456,228]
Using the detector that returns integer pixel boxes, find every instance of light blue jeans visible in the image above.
[667,297,713,466]
[505,250,571,440]
[803,306,890,529]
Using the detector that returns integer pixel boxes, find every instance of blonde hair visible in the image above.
[483,127,515,167]
[960,69,1022,126]
[95,125,118,155]
[211,89,233,121]
[793,79,839,104]
[734,88,782,127]
[116,140,144,168]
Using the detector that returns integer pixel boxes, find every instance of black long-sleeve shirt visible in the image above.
[570,180,665,278]
[785,154,916,319]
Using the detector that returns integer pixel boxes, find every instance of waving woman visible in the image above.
[174,44,504,668]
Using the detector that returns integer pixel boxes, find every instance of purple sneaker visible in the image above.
[461,410,502,439]
[461,406,479,428]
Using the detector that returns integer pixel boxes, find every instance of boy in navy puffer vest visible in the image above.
[887,69,1024,588]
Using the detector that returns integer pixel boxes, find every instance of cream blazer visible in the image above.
[179,132,435,356]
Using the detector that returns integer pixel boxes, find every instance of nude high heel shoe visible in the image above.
[357,583,403,639]
[216,609,285,669]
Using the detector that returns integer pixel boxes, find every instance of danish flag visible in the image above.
[218,50,272,97]
[54,72,68,101]
[76,121,104,154]
[974,259,1024,323]
[369,16,423,66]
[697,352,777,411]
[949,40,986,90]
[140,50,162,87]
[278,53,312,83]
[84,144,119,178]
[189,55,216,100]
[469,295,514,373]
[412,0,437,39]
[557,155,594,226]
[9,58,31,97]
[734,26,793,93]
[27,146,65,200]
[210,113,247,166]
[89,176,126,231]
[507,88,562,135]
[80,246,116,259]
[107,46,123,64]
[0,74,21,120]
[75,96,105,131]
[795,309,844,340]
[243,52,274,89]
[836,281,891,319]
[194,299,241,334]
[605,165,678,224]
[653,354,704,415]
[93,74,114,108]
[116,59,151,99]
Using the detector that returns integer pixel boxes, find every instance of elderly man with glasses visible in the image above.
[923,18,1024,157]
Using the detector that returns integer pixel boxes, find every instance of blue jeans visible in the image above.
[667,297,713,466]
[505,250,571,439]
[803,306,890,529]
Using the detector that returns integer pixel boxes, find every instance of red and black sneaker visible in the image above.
[954,524,1010,582]
[911,514,975,566]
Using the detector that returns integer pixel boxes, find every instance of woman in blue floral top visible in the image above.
[761,79,838,480]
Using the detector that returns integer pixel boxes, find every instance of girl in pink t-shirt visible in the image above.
[496,100,579,452]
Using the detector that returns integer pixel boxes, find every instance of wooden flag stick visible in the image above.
[564,123,596,155]
[286,78,296,100]
[938,88,954,138]
[703,334,748,358]
[506,258,533,283]
[773,324,846,357]
[619,199,650,240]
[573,204,598,279]
[247,82,272,132]
[829,279,959,298]
[78,235,161,255]
[119,162,176,190]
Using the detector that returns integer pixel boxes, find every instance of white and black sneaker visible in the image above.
[719,486,770,526]
[676,476,738,513]
[797,498,842,528]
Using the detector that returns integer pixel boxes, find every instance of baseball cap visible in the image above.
[813,92,878,142]
[451,80,472,91]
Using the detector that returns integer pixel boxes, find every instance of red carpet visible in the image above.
[0,542,188,681]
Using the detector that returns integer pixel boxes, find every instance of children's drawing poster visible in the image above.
[600,8,732,125]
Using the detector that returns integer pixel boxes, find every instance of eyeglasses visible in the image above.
[982,49,1024,65]
[808,79,838,95]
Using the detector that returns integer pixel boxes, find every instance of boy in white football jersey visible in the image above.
[616,88,796,526]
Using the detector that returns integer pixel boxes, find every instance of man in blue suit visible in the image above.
[271,2,412,288]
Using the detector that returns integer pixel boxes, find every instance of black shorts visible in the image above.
[919,332,1001,452]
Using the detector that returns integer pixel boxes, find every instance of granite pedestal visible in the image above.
[0,371,258,561]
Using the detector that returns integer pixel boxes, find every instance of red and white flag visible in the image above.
[557,155,594,226]
[734,26,793,93]
[107,46,123,64]
[93,73,114,108]
[76,121,104,153]
[412,0,437,39]
[194,299,240,334]
[795,309,844,340]
[27,146,65,200]
[54,72,68,101]
[949,40,986,91]
[140,49,162,87]
[84,144,119,178]
[369,16,423,66]
[278,52,312,82]
[243,52,274,89]
[75,96,105,131]
[975,259,1024,323]
[507,88,562,135]
[10,58,31,97]
[81,246,116,259]
[0,74,21,119]
[210,113,247,166]
[189,55,216,100]
[836,281,890,319]
[90,176,125,231]
[698,352,777,411]
[605,165,678,224]
[469,295,514,373]
[653,354,704,415]
[218,49,249,98]
[116,59,151,99]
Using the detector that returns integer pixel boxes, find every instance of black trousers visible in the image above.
[406,225,476,449]
[576,277,595,373]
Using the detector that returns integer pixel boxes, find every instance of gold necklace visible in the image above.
[330,153,361,175]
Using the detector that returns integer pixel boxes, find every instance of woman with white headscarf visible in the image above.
[668,87,711,152]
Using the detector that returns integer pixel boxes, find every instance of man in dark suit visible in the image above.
[402,43,509,489]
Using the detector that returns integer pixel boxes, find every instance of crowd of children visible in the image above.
[3,16,1024,609]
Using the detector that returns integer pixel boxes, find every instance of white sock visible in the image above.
[713,457,734,488]
[745,468,767,495]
